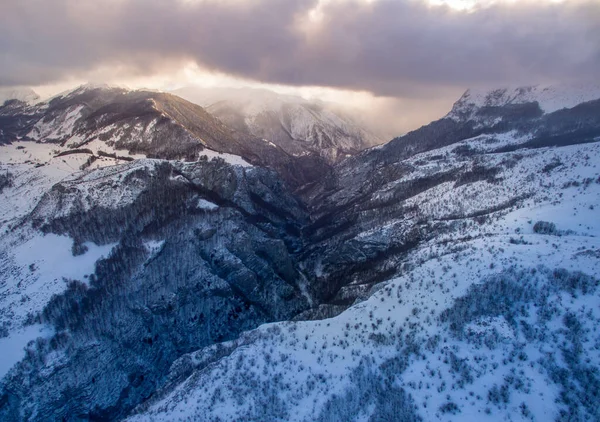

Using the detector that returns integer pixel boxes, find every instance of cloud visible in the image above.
[1,0,599,97]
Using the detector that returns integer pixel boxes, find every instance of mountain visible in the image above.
[297,84,600,304]
[129,84,600,421]
[1,83,599,421]
[0,84,329,187]
[0,87,40,106]
[0,154,312,420]
[172,86,383,163]
[448,84,600,122]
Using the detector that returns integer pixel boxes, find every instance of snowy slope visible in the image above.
[447,83,600,121]
[0,137,252,388]
[0,146,124,381]
[0,141,140,221]
[1,82,600,421]
[0,136,311,420]
[173,86,382,163]
[0,138,146,380]
[128,137,600,422]
[0,84,325,187]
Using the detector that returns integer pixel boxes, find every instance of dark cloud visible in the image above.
[1,0,599,96]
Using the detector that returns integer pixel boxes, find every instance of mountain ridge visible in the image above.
[448,83,600,121]
[173,86,383,164]
[0,85,334,187]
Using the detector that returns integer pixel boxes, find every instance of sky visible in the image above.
[1,0,599,137]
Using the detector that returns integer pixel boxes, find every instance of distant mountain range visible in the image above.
[1,84,369,187]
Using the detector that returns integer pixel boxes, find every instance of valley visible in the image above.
[0,83,599,421]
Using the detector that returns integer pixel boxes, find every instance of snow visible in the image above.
[262,138,277,148]
[0,232,116,318]
[177,86,382,153]
[0,87,40,106]
[2,83,600,419]
[0,139,144,380]
[0,324,53,379]
[464,316,514,340]
[448,83,600,120]
[196,199,219,210]
[128,137,600,422]
[0,145,84,223]
[65,136,147,163]
[144,240,165,258]
[198,148,252,167]
[51,159,161,212]
[0,233,116,378]
[454,131,533,152]
[0,142,148,224]
[13,234,115,286]
[28,105,84,141]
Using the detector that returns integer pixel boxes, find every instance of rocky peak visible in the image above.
[447,83,600,123]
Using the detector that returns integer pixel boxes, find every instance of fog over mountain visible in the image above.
[2,0,599,137]
[173,86,383,163]
[1,0,600,421]
[2,0,599,94]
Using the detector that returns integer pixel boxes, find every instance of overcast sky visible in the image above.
[1,0,598,136]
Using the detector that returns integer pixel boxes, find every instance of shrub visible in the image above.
[439,401,460,414]
[533,221,557,235]
[0,172,13,193]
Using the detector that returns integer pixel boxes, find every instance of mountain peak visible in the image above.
[171,86,309,109]
[173,86,382,163]
[67,82,130,96]
[0,87,40,106]
[447,83,600,121]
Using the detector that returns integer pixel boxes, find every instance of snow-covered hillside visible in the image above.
[173,86,382,163]
[0,135,310,420]
[123,84,600,421]
[0,84,329,187]
[0,142,136,382]
[1,82,599,421]
[448,83,600,122]
[0,95,258,412]
[129,135,600,422]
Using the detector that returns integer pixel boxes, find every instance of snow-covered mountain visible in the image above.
[130,84,600,421]
[448,83,600,122]
[0,87,40,106]
[1,83,599,421]
[0,84,330,187]
[173,86,383,163]
[0,154,311,420]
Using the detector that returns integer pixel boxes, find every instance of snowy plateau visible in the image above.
[0,84,599,421]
